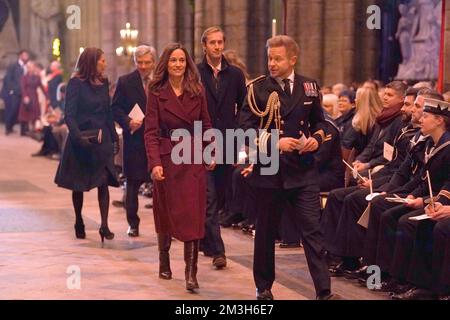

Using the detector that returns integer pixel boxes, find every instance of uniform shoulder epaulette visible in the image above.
[246,75,266,88]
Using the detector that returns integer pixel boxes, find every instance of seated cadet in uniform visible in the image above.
[361,97,450,291]
[322,83,411,270]
[388,199,450,300]
[328,90,440,278]
[327,88,425,275]
[387,101,450,300]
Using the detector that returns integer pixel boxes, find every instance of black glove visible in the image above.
[113,140,120,155]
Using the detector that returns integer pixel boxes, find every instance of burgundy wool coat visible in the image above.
[144,83,212,242]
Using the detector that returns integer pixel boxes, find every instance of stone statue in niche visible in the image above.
[395,0,441,80]
[29,0,61,65]
[395,4,413,65]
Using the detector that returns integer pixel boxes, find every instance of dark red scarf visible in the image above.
[376,103,403,127]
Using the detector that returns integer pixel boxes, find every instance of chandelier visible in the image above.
[116,23,139,57]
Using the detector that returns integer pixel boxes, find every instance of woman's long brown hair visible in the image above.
[149,43,202,97]
[73,47,106,85]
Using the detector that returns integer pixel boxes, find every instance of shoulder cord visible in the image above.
[247,84,281,130]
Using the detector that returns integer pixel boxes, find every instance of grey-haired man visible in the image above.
[112,45,156,237]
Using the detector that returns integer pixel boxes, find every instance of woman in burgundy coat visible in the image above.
[18,61,46,133]
[144,43,214,292]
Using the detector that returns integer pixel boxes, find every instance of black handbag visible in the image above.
[79,128,103,145]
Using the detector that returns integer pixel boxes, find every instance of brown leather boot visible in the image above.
[184,240,199,291]
[157,233,172,280]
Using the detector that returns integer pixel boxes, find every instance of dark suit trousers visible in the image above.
[332,188,370,258]
[125,179,142,229]
[321,186,359,253]
[253,185,330,296]
[376,204,414,272]
[389,210,421,282]
[362,196,410,267]
[4,95,21,131]
[201,168,226,257]
[406,217,450,294]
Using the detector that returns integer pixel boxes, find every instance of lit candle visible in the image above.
[272,19,277,38]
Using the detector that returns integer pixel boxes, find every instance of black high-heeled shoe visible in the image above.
[74,224,86,239]
[99,227,114,243]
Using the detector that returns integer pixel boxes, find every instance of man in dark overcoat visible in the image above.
[197,26,247,268]
[112,45,156,237]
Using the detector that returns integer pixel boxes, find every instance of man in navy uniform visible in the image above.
[112,45,156,237]
[239,35,337,300]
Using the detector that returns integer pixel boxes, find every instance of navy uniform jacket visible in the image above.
[371,123,421,187]
[377,131,428,194]
[111,70,149,182]
[410,131,450,199]
[239,74,327,189]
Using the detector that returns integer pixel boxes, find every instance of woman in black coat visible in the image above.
[55,48,119,242]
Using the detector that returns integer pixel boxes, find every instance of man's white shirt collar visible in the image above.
[276,70,295,90]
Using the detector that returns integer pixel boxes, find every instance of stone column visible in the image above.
[194,0,206,61]
[19,0,31,52]
[138,0,157,52]
[193,0,223,61]
[175,0,195,56]
[352,0,380,84]
[444,3,450,91]
[60,0,102,74]
[223,0,248,67]
[322,0,356,86]
[155,0,176,53]
[246,0,271,77]
[287,0,324,82]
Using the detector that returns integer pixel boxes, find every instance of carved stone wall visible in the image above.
[14,0,443,88]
